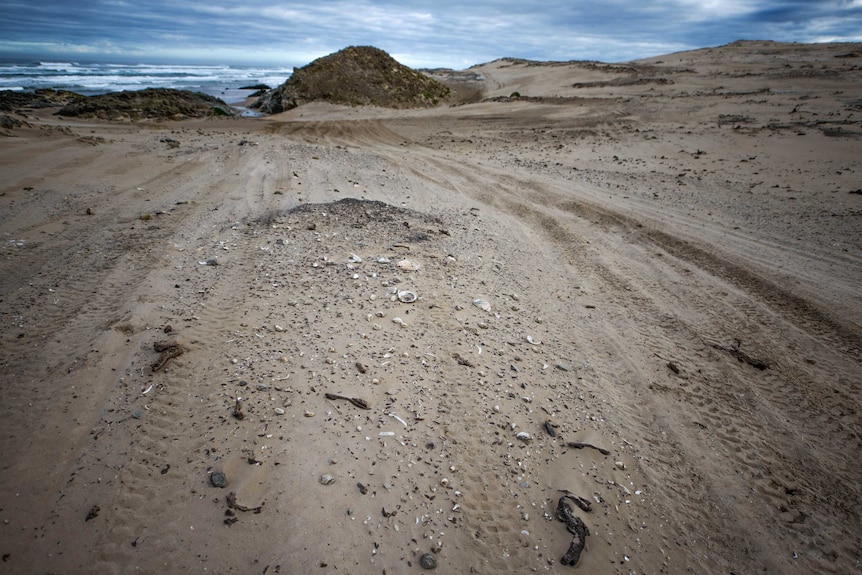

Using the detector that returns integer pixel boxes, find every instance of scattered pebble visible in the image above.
[210,471,227,488]
[319,474,335,485]
[419,553,437,570]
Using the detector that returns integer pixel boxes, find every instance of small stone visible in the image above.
[420,553,437,570]
[210,471,227,488]
[274,407,285,415]
[516,431,532,443]
[319,474,335,485]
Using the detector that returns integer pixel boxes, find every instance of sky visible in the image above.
[1,1,861,69]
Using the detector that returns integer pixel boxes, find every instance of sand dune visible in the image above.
[1,41,860,574]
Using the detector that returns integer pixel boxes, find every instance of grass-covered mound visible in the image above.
[57,88,234,121]
[253,46,451,113]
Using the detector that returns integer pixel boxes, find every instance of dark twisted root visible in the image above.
[151,340,185,371]
[556,496,590,566]
[324,393,370,409]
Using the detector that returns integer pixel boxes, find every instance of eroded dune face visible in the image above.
[0,41,860,575]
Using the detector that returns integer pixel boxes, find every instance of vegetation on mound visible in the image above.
[253,46,451,113]
[57,88,234,120]
[0,89,85,112]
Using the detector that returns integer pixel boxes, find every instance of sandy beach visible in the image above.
[1,40,861,574]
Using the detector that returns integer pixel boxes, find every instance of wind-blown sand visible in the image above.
[1,40,860,574]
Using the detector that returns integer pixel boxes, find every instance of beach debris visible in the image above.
[392,317,406,326]
[151,340,185,372]
[558,489,592,513]
[397,259,419,271]
[565,441,610,456]
[210,471,228,488]
[389,412,408,427]
[142,384,154,396]
[355,361,368,374]
[274,407,285,415]
[226,491,263,513]
[85,505,100,522]
[712,339,769,370]
[556,494,590,566]
[526,335,541,345]
[452,352,475,368]
[667,361,681,374]
[348,253,363,263]
[419,553,438,570]
[544,420,558,437]
[357,482,368,495]
[325,392,370,410]
[472,299,491,312]
[319,474,336,486]
[198,258,219,266]
[233,398,245,420]
[516,431,533,443]
[397,290,418,303]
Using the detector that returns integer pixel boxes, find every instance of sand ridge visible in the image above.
[1,40,861,574]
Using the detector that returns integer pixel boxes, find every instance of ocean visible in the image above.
[0,60,293,109]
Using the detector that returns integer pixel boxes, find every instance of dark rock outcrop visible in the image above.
[253,46,450,113]
[57,88,234,121]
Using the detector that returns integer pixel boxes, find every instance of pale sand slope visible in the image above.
[0,40,860,574]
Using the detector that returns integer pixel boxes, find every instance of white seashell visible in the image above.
[392,317,405,326]
[274,407,285,415]
[526,335,541,345]
[389,413,408,427]
[473,299,491,312]
[397,290,417,303]
[348,254,363,263]
[397,259,419,271]
[516,431,532,442]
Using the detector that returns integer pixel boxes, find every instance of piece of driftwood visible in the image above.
[233,398,245,420]
[713,339,769,370]
[556,495,590,566]
[325,392,370,410]
[226,491,263,513]
[151,340,185,371]
[565,441,611,456]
